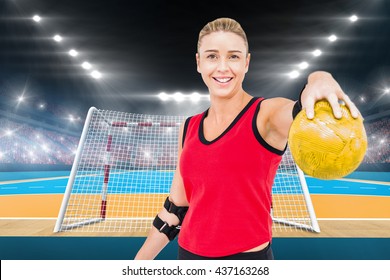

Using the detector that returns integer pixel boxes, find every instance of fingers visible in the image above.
[302,89,358,120]
[300,74,360,120]
[341,93,360,118]
[327,93,342,119]
[303,94,316,120]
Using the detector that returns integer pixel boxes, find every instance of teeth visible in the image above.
[214,77,232,83]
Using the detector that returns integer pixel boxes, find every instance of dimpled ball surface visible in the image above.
[288,100,367,180]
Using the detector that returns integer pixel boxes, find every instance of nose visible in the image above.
[216,58,229,72]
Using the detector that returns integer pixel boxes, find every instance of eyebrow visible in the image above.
[204,49,243,53]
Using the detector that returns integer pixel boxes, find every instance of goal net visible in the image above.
[54,107,320,234]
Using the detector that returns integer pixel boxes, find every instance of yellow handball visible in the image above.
[288,100,367,180]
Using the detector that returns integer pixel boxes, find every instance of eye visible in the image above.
[206,54,218,60]
[229,54,240,60]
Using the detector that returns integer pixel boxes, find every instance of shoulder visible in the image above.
[184,110,206,127]
[258,97,293,120]
[261,97,292,112]
[181,111,204,147]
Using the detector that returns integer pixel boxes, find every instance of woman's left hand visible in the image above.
[301,71,360,119]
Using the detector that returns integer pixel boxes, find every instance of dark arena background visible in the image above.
[0,0,389,260]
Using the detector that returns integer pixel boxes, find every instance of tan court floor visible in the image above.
[1,194,389,238]
[1,194,390,218]
[0,218,389,237]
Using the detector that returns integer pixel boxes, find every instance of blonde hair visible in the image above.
[197,17,249,55]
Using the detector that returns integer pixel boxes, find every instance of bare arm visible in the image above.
[257,71,361,149]
[134,122,189,260]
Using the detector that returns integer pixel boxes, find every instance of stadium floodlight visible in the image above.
[312,49,322,57]
[190,92,201,102]
[298,61,309,70]
[90,70,102,79]
[81,61,92,70]
[68,49,78,57]
[173,92,184,102]
[349,15,358,22]
[32,15,41,22]
[53,34,63,42]
[5,129,14,137]
[42,144,50,153]
[158,92,169,101]
[288,70,300,79]
[328,34,338,42]
[385,88,390,94]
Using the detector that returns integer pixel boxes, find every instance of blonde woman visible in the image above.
[135,17,359,260]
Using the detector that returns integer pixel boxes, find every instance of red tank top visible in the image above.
[178,97,285,257]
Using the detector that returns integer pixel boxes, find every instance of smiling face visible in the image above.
[196,31,250,99]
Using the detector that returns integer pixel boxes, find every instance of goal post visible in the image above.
[271,157,320,233]
[54,107,103,232]
[54,107,320,233]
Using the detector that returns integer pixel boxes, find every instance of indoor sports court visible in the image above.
[0,172,389,237]
[1,0,390,260]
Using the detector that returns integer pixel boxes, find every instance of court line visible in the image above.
[318,218,390,221]
[0,176,69,185]
[2,174,389,186]
[320,177,390,186]
[0,217,57,220]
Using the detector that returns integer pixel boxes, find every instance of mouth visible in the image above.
[213,77,233,84]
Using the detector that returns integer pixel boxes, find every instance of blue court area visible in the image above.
[0,170,389,196]
[1,236,390,260]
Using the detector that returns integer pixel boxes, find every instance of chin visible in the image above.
[210,91,235,99]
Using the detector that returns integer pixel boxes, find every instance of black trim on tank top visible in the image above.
[199,97,258,145]
[252,99,286,155]
[182,116,192,148]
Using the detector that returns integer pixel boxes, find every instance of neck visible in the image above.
[208,90,252,123]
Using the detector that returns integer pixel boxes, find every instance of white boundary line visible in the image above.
[317,218,390,221]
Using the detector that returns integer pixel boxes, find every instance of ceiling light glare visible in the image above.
[298,61,309,70]
[190,92,201,102]
[90,70,102,79]
[32,15,41,22]
[68,49,78,57]
[53,34,63,42]
[312,49,322,57]
[158,92,169,101]
[173,92,184,102]
[328,34,338,42]
[81,61,92,70]
[349,15,358,22]
[288,70,300,79]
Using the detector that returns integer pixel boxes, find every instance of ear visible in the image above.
[245,53,251,73]
[196,53,201,73]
